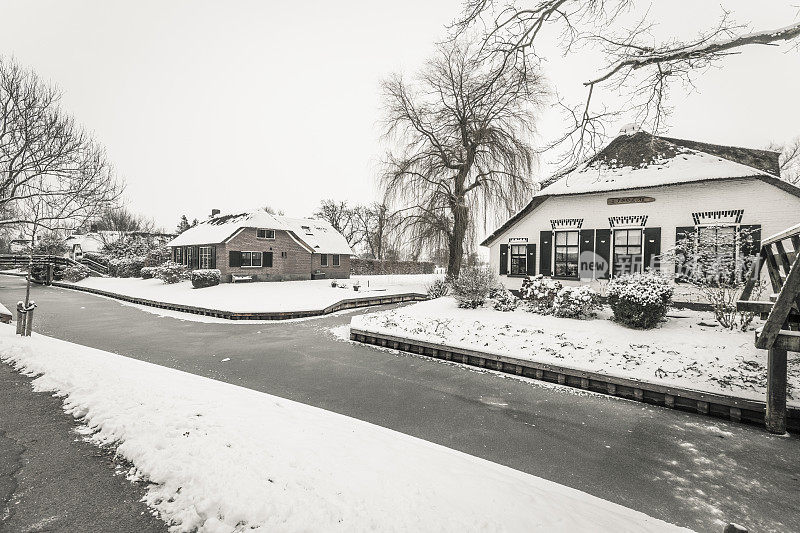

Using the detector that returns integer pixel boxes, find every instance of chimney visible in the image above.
[211,209,221,218]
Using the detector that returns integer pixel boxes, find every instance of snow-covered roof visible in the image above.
[64,232,116,252]
[538,132,780,196]
[167,211,354,255]
[481,132,796,247]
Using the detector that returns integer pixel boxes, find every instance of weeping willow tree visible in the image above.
[382,38,546,277]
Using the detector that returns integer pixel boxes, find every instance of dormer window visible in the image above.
[257,229,275,240]
[301,225,313,235]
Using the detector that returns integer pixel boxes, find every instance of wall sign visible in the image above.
[607,196,655,205]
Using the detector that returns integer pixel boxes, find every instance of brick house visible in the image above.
[167,211,353,282]
[483,130,800,289]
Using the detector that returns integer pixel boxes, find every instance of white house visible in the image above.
[482,131,800,290]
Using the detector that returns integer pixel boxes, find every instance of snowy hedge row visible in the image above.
[190,269,221,289]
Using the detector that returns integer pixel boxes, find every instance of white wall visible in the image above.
[488,178,800,290]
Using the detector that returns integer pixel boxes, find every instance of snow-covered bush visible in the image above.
[82,252,109,267]
[331,280,338,288]
[491,288,518,312]
[552,285,600,319]
[63,264,90,283]
[109,256,145,278]
[450,266,497,309]
[155,261,189,284]
[140,266,157,279]
[144,245,172,267]
[520,275,562,314]
[425,278,449,299]
[191,269,221,288]
[607,272,673,329]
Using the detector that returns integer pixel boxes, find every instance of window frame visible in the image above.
[320,253,328,267]
[175,247,183,264]
[184,246,193,267]
[612,228,644,277]
[509,244,527,275]
[199,246,212,269]
[241,251,263,268]
[256,228,276,240]
[332,254,340,267]
[553,230,579,279]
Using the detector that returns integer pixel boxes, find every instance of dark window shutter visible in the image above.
[210,246,216,269]
[499,244,508,275]
[172,248,177,262]
[595,229,611,279]
[526,244,536,275]
[643,227,662,272]
[264,251,273,267]
[675,226,696,281]
[539,231,552,276]
[193,246,200,269]
[579,229,595,278]
[739,225,761,257]
[229,251,241,268]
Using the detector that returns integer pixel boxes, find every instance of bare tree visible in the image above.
[94,206,156,247]
[352,202,402,260]
[453,2,800,168]
[313,199,363,250]
[0,57,121,306]
[768,137,800,185]
[382,38,545,277]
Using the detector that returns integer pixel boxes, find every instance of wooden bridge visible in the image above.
[0,254,108,278]
[738,223,800,433]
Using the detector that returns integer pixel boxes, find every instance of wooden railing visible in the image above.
[0,254,108,277]
[737,223,800,433]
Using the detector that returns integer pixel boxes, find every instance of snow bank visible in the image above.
[0,326,689,532]
[351,298,799,404]
[68,274,437,313]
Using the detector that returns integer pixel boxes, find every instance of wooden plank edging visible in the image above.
[349,327,799,432]
[0,274,426,321]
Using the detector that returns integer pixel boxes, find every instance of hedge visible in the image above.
[350,258,435,276]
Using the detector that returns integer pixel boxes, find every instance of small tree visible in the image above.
[176,215,191,234]
[664,226,763,330]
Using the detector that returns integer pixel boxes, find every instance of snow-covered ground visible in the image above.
[0,326,690,532]
[351,298,800,404]
[66,274,437,313]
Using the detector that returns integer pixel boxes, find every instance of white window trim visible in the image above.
[199,246,213,269]
[553,229,580,279]
[256,228,276,240]
[241,251,263,268]
[611,227,644,279]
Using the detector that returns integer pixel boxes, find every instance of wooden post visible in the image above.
[15,302,25,336]
[24,303,34,337]
[765,346,788,434]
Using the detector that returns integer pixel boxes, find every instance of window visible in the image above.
[185,246,193,267]
[613,229,643,276]
[696,225,737,279]
[281,251,287,258]
[199,246,212,269]
[175,247,183,264]
[302,225,313,235]
[554,231,579,278]
[510,244,526,275]
[241,251,263,267]
[320,254,328,266]
[332,254,340,267]
[257,229,275,240]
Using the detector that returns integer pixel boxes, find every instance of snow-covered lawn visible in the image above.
[351,298,800,404]
[66,274,437,313]
[0,327,689,532]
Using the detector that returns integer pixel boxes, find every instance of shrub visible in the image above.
[109,256,145,278]
[520,275,562,314]
[155,261,189,284]
[491,288,518,312]
[552,285,600,319]
[450,266,497,309]
[607,272,673,329]
[191,268,221,288]
[425,277,449,299]
[145,245,172,267]
[63,264,90,282]
[82,252,109,267]
[140,266,157,279]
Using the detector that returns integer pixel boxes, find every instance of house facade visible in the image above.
[483,131,800,289]
[167,211,353,282]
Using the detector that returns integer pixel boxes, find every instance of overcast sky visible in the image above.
[1,1,798,232]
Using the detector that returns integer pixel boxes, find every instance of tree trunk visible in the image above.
[447,199,468,278]
[24,224,37,307]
